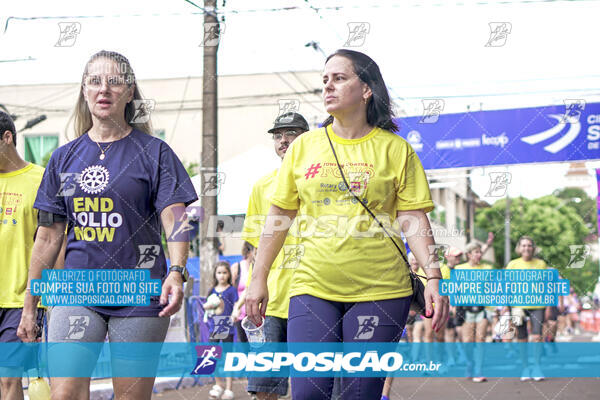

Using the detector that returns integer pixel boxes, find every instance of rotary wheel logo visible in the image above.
[79,165,110,194]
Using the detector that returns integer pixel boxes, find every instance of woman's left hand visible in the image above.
[159,272,184,317]
[424,279,449,332]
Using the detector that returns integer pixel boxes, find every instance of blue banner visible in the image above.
[3,343,600,378]
[395,101,600,169]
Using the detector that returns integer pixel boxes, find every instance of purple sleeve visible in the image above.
[33,150,67,215]
[153,143,198,213]
[228,286,239,305]
[224,286,238,314]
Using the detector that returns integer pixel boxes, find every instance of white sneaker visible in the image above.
[209,384,224,399]
[221,389,235,400]
[531,365,545,381]
[520,367,532,382]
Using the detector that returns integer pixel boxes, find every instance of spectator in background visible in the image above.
[231,241,255,343]
[505,236,548,382]
[455,242,494,383]
[204,261,238,400]
[241,111,309,399]
[216,220,225,256]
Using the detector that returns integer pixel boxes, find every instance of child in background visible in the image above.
[203,261,238,400]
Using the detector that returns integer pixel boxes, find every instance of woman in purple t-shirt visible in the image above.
[18,50,197,399]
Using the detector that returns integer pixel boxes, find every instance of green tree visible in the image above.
[475,196,598,295]
[183,161,199,178]
[553,187,597,233]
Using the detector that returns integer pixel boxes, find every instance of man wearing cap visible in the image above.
[239,112,309,400]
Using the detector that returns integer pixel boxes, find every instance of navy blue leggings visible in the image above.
[288,294,411,400]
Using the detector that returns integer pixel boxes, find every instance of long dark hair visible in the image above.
[209,261,233,295]
[322,49,398,132]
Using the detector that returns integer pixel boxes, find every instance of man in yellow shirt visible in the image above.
[0,111,45,400]
[240,112,309,400]
[505,235,547,381]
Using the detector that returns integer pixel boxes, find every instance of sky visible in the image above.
[1,0,599,202]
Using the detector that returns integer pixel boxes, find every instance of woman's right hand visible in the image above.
[17,310,40,343]
[246,278,268,327]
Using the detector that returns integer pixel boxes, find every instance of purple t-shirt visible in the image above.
[34,129,198,317]
[207,285,238,336]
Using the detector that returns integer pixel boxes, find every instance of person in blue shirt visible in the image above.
[204,261,238,400]
[18,50,197,399]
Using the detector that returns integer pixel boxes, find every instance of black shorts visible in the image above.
[454,307,466,327]
[516,308,545,339]
[546,306,559,321]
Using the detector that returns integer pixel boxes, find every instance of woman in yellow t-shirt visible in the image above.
[246,49,449,399]
[455,242,494,382]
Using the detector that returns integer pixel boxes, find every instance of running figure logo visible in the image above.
[277,100,300,123]
[130,100,155,124]
[280,244,305,269]
[485,172,512,197]
[354,316,379,340]
[494,314,518,340]
[192,345,223,375]
[344,22,370,47]
[420,99,445,124]
[55,22,81,47]
[210,316,233,340]
[200,23,225,47]
[566,245,590,269]
[137,245,161,268]
[426,244,449,268]
[169,206,202,242]
[202,172,225,196]
[57,173,81,196]
[66,316,90,340]
[485,22,512,47]
[561,99,585,124]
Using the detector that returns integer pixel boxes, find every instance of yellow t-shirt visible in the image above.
[454,262,493,271]
[454,262,494,311]
[270,125,434,302]
[0,163,44,307]
[506,257,547,309]
[416,262,451,285]
[242,169,300,319]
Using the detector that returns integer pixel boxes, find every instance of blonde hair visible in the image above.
[66,50,153,139]
[465,241,482,255]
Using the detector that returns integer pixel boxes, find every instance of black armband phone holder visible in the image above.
[37,210,67,227]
